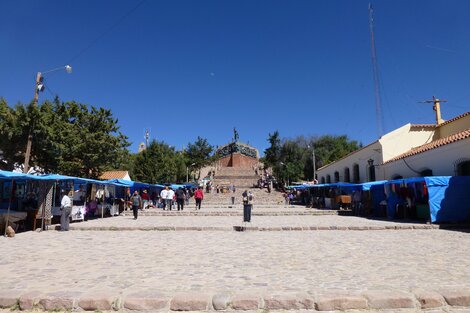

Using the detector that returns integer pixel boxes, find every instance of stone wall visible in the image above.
[217,153,258,169]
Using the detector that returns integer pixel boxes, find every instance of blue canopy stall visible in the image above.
[424,176,470,223]
[0,171,33,235]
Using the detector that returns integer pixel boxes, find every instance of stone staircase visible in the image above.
[212,167,259,188]
[196,188,286,210]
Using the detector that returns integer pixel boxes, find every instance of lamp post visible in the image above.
[308,144,316,182]
[186,162,196,182]
[280,162,289,186]
[23,65,73,173]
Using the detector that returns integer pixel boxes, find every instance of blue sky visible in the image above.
[1,1,469,154]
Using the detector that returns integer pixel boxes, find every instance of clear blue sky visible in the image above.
[1,1,469,154]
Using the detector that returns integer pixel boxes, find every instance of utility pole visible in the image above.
[312,148,316,183]
[422,96,447,125]
[23,65,72,173]
[308,145,316,182]
[23,72,43,173]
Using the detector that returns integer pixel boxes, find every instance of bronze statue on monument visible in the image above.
[233,127,239,142]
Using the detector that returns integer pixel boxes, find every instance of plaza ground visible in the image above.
[2,212,470,312]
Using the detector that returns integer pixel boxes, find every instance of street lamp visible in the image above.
[280,162,289,186]
[307,144,316,182]
[23,65,73,173]
[186,162,196,182]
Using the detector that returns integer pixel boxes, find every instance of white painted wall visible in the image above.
[381,138,470,179]
[317,141,383,183]
[379,124,435,163]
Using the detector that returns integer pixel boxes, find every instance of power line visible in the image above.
[66,0,147,64]
[368,3,385,137]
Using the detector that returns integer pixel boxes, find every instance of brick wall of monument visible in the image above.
[218,153,258,168]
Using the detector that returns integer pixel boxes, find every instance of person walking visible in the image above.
[175,187,185,211]
[60,190,73,231]
[242,190,254,223]
[194,187,204,210]
[130,190,142,220]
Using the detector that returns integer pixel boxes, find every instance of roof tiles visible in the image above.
[384,128,470,164]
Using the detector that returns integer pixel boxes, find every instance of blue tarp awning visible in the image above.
[359,180,388,191]
[424,176,470,223]
[0,170,30,180]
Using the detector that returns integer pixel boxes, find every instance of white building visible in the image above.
[317,111,470,183]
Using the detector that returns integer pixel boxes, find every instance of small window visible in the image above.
[392,175,403,180]
[334,171,340,182]
[344,167,351,183]
[326,175,331,184]
[320,177,325,184]
[352,164,360,183]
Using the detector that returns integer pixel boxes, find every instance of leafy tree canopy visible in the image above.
[263,131,361,185]
[132,140,186,184]
[185,136,214,170]
[0,98,130,178]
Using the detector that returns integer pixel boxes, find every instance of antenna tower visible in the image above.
[145,129,150,147]
[368,3,384,137]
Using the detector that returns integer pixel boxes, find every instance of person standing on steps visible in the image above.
[160,186,170,210]
[130,190,142,220]
[242,190,254,223]
[175,187,185,211]
[60,190,73,231]
[194,187,204,210]
[168,187,175,211]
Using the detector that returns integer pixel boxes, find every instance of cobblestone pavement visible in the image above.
[2,227,470,298]
[67,214,432,230]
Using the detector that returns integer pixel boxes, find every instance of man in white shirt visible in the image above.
[60,190,73,231]
[160,187,169,210]
[167,188,175,211]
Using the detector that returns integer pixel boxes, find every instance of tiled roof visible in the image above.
[410,124,436,128]
[99,170,129,180]
[439,111,470,127]
[383,128,470,164]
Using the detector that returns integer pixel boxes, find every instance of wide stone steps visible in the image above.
[122,210,340,216]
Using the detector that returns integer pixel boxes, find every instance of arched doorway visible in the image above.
[320,177,325,184]
[457,161,470,176]
[352,164,360,183]
[334,171,340,182]
[326,175,331,183]
[344,167,351,183]
[420,169,433,177]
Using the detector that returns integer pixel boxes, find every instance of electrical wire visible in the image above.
[66,0,147,64]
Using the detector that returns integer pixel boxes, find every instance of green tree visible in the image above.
[313,135,361,169]
[263,130,281,168]
[132,140,184,184]
[262,132,361,186]
[0,98,130,178]
[185,136,214,176]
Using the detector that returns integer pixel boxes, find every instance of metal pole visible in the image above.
[186,167,189,183]
[4,179,14,236]
[23,72,42,173]
[312,148,316,182]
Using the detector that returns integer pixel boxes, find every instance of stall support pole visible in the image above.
[101,186,105,219]
[40,182,49,231]
[4,179,15,236]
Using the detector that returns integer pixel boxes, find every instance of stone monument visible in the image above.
[212,129,260,188]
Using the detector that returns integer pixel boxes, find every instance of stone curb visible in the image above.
[70,224,442,231]
[1,289,470,311]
